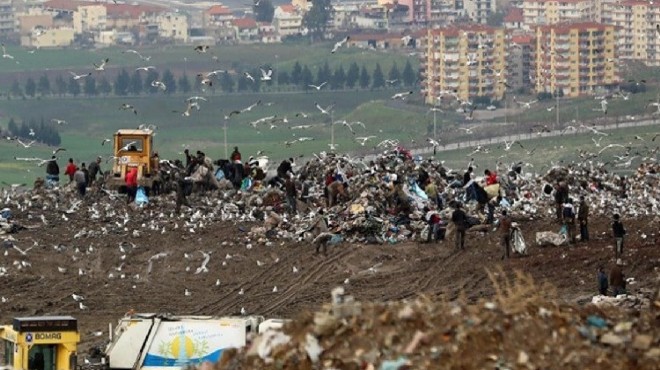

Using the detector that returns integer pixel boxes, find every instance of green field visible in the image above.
[429,124,660,175]
[0,43,414,77]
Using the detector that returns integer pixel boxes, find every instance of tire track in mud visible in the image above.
[256,248,354,315]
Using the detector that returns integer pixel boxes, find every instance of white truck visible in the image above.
[101,313,286,370]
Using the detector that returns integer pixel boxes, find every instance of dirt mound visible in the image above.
[217,272,660,369]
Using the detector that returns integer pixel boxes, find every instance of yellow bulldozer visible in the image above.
[0,316,80,370]
[105,129,161,192]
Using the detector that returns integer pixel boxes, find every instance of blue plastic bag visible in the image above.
[215,168,225,180]
[135,186,149,206]
[559,224,568,235]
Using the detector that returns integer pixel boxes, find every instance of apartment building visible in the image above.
[464,0,496,24]
[73,4,106,33]
[534,22,618,97]
[610,0,660,66]
[273,5,303,37]
[506,34,534,90]
[0,0,14,37]
[156,12,188,42]
[522,0,596,26]
[421,25,507,104]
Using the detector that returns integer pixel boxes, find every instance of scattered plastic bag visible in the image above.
[512,228,527,254]
[135,186,149,206]
[536,231,567,247]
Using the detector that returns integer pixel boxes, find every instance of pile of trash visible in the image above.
[2,149,659,248]
[215,272,660,369]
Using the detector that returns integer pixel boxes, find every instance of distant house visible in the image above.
[504,8,524,30]
[203,5,235,42]
[156,12,189,43]
[232,17,258,43]
[273,5,303,37]
[258,22,281,43]
[21,27,74,48]
[348,33,416,50]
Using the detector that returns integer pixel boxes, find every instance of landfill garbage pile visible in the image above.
[215,272,660,370]
[1,150,659,247]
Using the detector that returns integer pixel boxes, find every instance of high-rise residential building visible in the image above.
[421,25,507,104]
[522,0,596,26]
[0,0,14,37]
[464,0,496,24]
[534,22,618,97]
[610,0,660,66]
[506,34,534,91]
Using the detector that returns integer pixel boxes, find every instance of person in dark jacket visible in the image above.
[597,266,608,296]
[284,175,297,214]
[45,156,60,184]
[577,195,589,242]
[554,181,568,221]
[73,165,87,197]
[87,157,102,186]
[612,214,626,258]
[498,210,512,260]
[277,158,294,178]
[174,175,191,213]
[451,203,467,251]
[609,259,626,296]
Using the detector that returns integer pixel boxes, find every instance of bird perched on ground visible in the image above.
[120,103,137,115]
[331,36,350,53]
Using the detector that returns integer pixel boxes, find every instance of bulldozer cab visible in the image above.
[107,129,159,190]
[0,316,79,370]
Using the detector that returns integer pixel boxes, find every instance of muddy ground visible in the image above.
[0,199,658,353]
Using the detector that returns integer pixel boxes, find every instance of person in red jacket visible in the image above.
[125,167,138,204]
[64,158,77,182]
[484,169,498,186]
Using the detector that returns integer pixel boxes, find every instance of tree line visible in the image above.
[6,117,62,146]
[5,60,418,98]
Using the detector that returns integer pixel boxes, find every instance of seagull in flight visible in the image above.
[457,127,474,134]
[120,103,138,115]
[101,138,111,146]
[516,99,538,109]
[120,141,137,151]
[135,66,155,72]
[151,80,167,91]
[331,36,350,53]
[241,100,261,113]
[336,120,365,134]
[69,71,91,80]
[93,58,109,71]
[308,82,327,90]
[243,72,255,82]
[16,138,36,148]
[52,147,66,155]
[593,99,608,115]
[391,91,413,100]
[194,45,210,53]
[580,124,609,136]
[1,43,14,59]
[51,118,67,125]
[13,157,53,166]
[315,102,335,115]
[173,101,200,117]
[598,143,626,155]
[591,137,603,147]
[196,73,213,87]
[385,79,398,85]
[260,67,273,81]
[355,136,377,146]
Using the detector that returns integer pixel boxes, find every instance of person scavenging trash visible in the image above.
[612,213,626,259]
[497,209,512,260]
[451,202,467,251]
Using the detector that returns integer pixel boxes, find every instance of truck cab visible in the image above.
[106,129,160,191]
[0,316,79,370]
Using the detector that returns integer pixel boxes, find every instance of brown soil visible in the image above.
[0,197,658,353]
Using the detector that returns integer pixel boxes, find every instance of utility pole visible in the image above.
[433,102,437,139]
[330,109,335,151]
[223,119,228,158]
